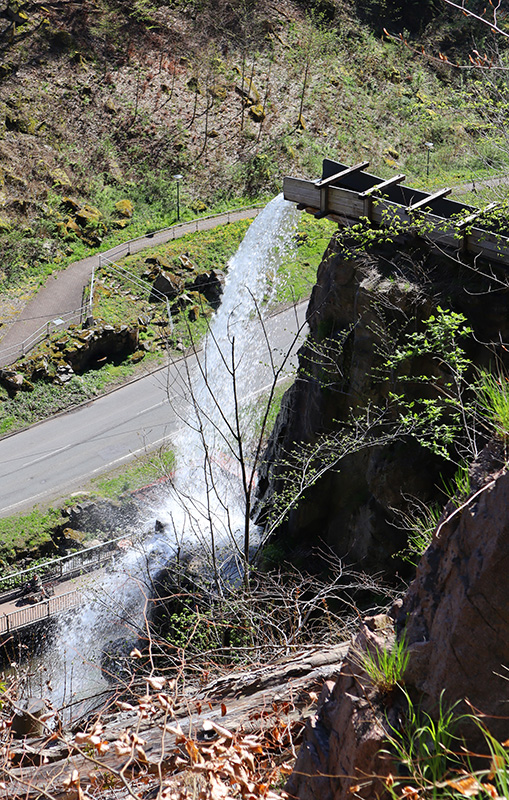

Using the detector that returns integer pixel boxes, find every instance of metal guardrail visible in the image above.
[0,305,88,366]
[0,589,81,635]
[0,534,134,601]
[0,205,263,366]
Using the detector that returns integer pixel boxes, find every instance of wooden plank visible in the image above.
[316,163,370,216]
[283,177,319,206]
[315,161,370,188]
[326,186,366,218]
[407,187,452,212]
[456,202,498,229]
[359,174,406,197]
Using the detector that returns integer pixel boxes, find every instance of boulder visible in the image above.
[11,698,47,739]
[235,78,259,106]
[188,268,224,308]
[114,198,133,218]
[249,103,266,122]
[396,462,509,745]
[287,460,509,799]
[50,168,71,188]
[0,368,32,396]
[151,271,184,301]
[75,204,102,228]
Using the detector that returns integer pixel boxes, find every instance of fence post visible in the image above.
[5,614,8,634]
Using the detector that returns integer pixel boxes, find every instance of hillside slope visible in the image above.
[0,0,494,301]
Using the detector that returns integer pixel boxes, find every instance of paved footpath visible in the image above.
[0,207,262,367]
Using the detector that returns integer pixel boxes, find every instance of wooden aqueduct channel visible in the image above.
[284,158,509,265]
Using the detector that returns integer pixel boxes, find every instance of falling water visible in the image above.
[45,194,300,714]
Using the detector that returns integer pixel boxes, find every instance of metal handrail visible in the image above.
[0,589,82,634]
[0,533,135,598]
[0,305,89,364]
[0,204,263,366]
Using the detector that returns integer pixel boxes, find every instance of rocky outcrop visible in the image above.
[287,458,509,800]
[286,615,397,800]
[16,322,140,388]
[255,232,509,574]
[397,461,509,744]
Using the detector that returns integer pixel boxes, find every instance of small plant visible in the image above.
[385,691,464,797]
[441,463,471,508]
[357,634,409,696]
[476,368,509,442]
[396,499,442,564]
[383,695,509,800]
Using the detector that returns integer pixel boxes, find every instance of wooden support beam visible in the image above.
[358,174,406,198]
[315,161,370,217]
[456,202,499,229]
[315,161,370,188]
[407,187,451,213]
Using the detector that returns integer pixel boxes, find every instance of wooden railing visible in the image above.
[0,590,81,635]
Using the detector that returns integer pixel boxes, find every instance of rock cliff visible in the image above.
[255,227,509,574]
[286,452,509,800]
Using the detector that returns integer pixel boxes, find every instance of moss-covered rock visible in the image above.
[151,271,185,301]
[209,84,227,101]
[75,204,102,227]
[50,168,71,188]
[115,198,134,218]
[104,98,117,113]
[235,78,260,106]
[61,196,81,212]
[249,103,265,122]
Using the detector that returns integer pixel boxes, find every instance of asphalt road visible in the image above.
[0,206,262,368]
[0,302,307,517]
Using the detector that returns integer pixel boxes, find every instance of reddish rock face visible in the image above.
[287,463,509,800]
[397,467,509,744]
[286,616,397,800]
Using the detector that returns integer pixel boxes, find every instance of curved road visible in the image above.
[0,206,262,367]
[0,302,307,517]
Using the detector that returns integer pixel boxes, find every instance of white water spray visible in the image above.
[48,194,299,713]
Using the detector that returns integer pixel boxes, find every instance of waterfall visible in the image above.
[46,194,299,715]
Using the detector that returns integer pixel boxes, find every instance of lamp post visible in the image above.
[174,173,183,221]
[424,142,433,178]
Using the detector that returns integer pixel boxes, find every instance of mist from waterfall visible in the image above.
[46,194,299,714]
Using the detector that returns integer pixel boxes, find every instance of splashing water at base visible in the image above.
[43,195,300,716]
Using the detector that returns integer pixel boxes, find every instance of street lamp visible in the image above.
[424,142,434,178]
[174,173,183,221]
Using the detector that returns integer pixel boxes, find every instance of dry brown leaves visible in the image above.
[164,715,296,800]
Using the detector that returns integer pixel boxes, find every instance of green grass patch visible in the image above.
[89,448,175,499]
[277,215,338,304]
[0,507,65,570]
